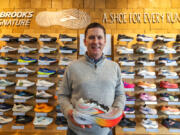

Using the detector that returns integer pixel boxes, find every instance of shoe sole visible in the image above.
[35,9,91,29]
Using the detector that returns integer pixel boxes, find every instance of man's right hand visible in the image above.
[68,109,92,128]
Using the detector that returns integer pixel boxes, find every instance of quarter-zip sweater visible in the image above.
[58,54,126,135]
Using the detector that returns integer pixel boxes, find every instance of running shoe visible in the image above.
[158,69,177,77]
[60,46,77,53]
[73,98,125,127]
[16,115,33,124]
[118,58,135,65]
[36,79,55,87]
[18,45,37,53]
[34,103,53,113]
[39,45,57,53]
[137,69,155,76]
[117,34,133,41]
[38,68,56,75]
[159,93,178,102]
[0,91,13,99]
[140,105,157,115]
[55,116,67,125]
[121,70,135,76]
[0,68,16,75]
[118,118,136,128]
[18,34,37,42]
[137,81,156,89]
[124,106,135,114]
[159,81,178,89]
[137,34,153,42]
[0,45,17,52]
[136,46,154,54]
[14,91,34,100]
[140,93,157,101]
[0,116,13,124]
[137,57,155,65]
[0,35,18,42]
[33,116,53,126]
[161,106,180,115]
[141,118,158,129]
[156,35,175,42]
[162,118,180,128]
[156,45,176,53]
[39,34,57,42]
[0,79,15,87]
[17,67,35,74]
[38,56,57,64]
[18,56,37,64]
[59,57,72,65]
[0,57,17,64]
[16,79,35,87]
[117,47,133,54]
[158,57,177,65]
[36,91,53,99]
[123,82,135,88]
[0,103,12,112]
[59,34,76,41]
[12,104,33,112]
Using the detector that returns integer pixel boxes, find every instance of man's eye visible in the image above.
[98,36,103,40]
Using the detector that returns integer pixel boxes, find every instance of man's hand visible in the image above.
[68,109,92,128]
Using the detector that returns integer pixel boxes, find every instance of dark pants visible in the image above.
[67,128,113,135]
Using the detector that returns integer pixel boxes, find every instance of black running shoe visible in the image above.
[59,34,76,41]
[16,115,33,124]
[118,118,136,128]
[1,35,19,42]
[19,34,37,42]
[55,116,67,125]
[40,35,57,42]
[0,103,13,112]
[162,118,180,128]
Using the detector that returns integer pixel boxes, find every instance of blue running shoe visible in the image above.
[18,56,37,63]
[39,56,57,64]
[38,68,56,75]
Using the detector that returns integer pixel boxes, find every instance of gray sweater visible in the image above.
[58,54,126,135]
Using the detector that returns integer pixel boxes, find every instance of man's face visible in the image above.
[84,27,106,59]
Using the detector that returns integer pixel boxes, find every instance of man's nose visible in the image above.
[92,37,98,43]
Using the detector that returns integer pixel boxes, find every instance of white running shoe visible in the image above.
[18,67,35,74]
[16,79,35,87]
[0,116,13,124]
[39,46,57,53]
[18,45,37,53]
[36,80,55,87]
[0,46,17,52]
[12,104,33,112]
[33,116,53,126]
[36,91,53,98]
[141,118,158,129]
[0,68,16,75]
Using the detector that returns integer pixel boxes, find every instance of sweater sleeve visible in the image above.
[57,66,74,118]
[112,64,126,111]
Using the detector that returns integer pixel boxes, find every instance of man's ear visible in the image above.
[84,38,87,47]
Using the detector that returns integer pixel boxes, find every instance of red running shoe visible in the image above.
[160,81,178,89]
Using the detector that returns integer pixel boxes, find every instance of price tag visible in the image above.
[15,86,27,90]
[16,74,28,77]
[166,76,179,79]
[0,87,5,89]
[121,63,135,66]
[143,63,155,66]
[125,114,135,118]
[144,75,156,79]
[17,62,29,65]
[35,113,47,116]
[38,62,50,65]
[145,115,158,119]
[36,99,48,103]
[122,75,134,79]
[168,102,180,105]
[57,113,64,116]
[145,101,157,105]
[0,62,7,65]
[119,39,133,42]
[123,128,136,132]
[18,50,30,53]
[0,38,10,41]
[60,38,73,42]
[58,75,64,78]
[18,38,31,41]
[0,74,7,77]
[37,75,49,78]
[12,126,24,129]
[0,112,3,115]
[144,88,157,92]
[165,63,177,66]
[146,129,158,132]
[13,112,25,116]
[164,50,176,54]
[169,129,180,132]
[167,88,180,92]
[120,51,134,54]
[14,99,26,103]
[125,101,135,104]
[125,88,134,91]
[60,50,73,54]
[39,38,52,42]
[57,127,68,130]
[0,99,4,103]
[168,115,180,119]
[37,87,48,90]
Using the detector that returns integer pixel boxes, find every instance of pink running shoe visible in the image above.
[123,82,135,88]
[73,98,125,127]
[140,93,157,101]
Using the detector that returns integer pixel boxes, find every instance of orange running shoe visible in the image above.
[161,106,180,115]
[34,103,53,113]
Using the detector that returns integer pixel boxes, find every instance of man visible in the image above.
[58,22,126,135]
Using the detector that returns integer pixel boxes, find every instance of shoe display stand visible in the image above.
[0,33,78,134]
[114,34,180,135]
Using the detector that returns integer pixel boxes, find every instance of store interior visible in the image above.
[0,0,180,135]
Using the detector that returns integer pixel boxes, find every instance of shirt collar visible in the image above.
[85,52,105,64]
